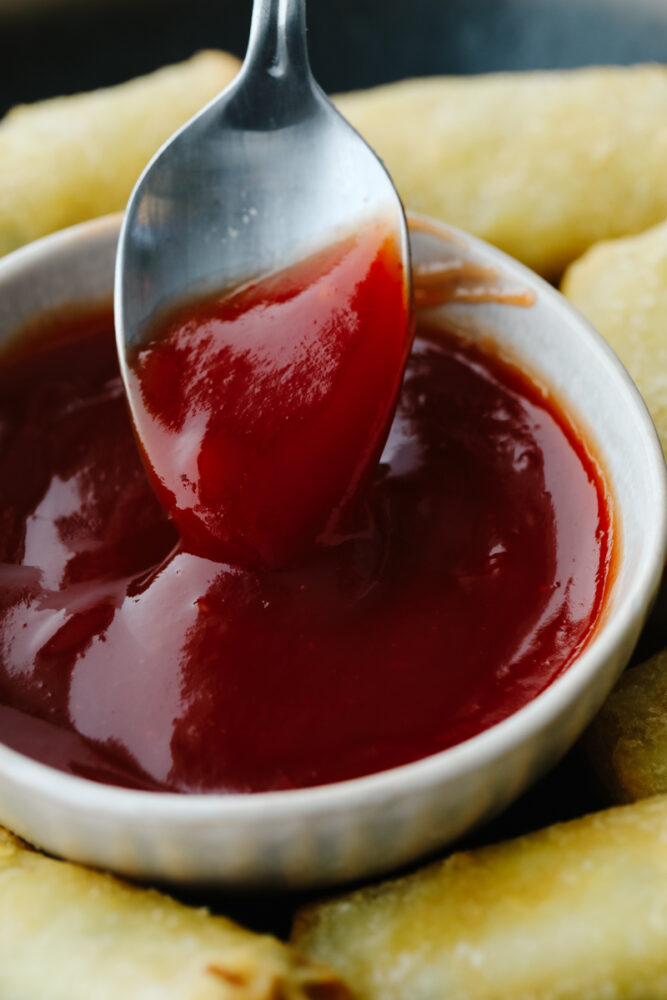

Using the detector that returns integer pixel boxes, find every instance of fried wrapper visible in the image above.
[585,647,667,803]
[0,50,240,256]
[5,61,667,276]
[561,218,667,459]
[335,64,667,278]
[0,827,347,1000]
[293,796,667,1000]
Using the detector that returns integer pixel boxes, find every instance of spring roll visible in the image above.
[0,827,347,1000]
[334,64,667,278]
[0,50,240,256]
[585,647,667,803]
[293,795,667,1000]
[561,218,667,458]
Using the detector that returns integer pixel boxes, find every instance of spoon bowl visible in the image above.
[115,0,412,568]
[115,0,410,351]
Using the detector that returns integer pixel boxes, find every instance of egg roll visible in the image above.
[0,827,347,1000]
[561,217,667,458]
[0,50,240,256]
[584,646,667,803]
[293,795,667,1000]
[334,64,667,278]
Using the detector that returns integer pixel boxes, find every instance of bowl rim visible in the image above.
[0,212,665,822]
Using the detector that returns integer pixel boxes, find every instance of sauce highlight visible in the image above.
[0,309,612,793]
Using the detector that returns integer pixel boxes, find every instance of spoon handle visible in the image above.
[243,0,311,82]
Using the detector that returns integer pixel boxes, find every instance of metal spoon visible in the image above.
[115,0,411,357]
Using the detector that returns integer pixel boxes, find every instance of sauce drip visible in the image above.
[0,311,612,792]
[128,225,411,569]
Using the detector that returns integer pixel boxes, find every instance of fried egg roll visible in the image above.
[585,647,667,803]
[0,50,240,256]
[293,795,667,1000]
[4,61,667,277]
[334,65,667,278]
[562,218,667,459]
[0,827,347,1000]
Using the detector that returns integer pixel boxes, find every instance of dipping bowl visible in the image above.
[0,213,664,888]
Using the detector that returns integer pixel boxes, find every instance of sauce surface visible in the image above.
[0,311,612,792]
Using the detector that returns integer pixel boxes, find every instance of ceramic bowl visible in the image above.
[0,214,664,889]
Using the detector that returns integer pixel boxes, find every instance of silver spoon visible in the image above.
[114,0,412,568]
[115,0,411,356]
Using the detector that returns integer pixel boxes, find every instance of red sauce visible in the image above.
[128,225,411,569]
[0,310,612,794]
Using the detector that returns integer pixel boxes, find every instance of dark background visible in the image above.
[1,0,666,931]
[3,0,667,115]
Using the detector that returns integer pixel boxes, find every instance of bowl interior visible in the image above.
[410,224,664,623]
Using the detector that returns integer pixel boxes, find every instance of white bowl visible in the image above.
[0,214,664,889]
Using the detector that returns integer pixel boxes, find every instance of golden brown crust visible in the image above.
[0,828,350,1000]
[0,50,241,256]
[335,65,667,279]
[293,796,667,1000]
[584,647,667,803]
[561,218,667,460]
[4,61,667,279]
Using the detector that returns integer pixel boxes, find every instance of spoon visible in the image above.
[115,0,412,568]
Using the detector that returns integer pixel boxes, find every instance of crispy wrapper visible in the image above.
[4,61,667,277]
[0,827,348,1000]
[293,796,667,1000]
[585,647,667,803]
[334,65,667,278]
[561,217,667,459]
[0,50,240,256]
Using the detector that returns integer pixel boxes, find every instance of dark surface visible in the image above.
[1,0,666,931]
[3,0,667,116]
